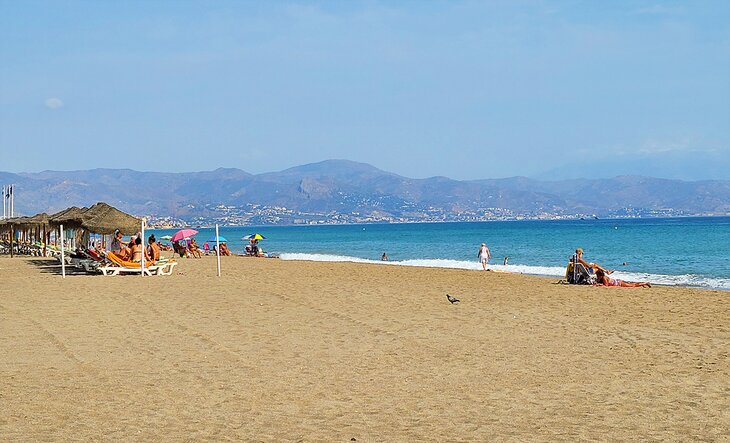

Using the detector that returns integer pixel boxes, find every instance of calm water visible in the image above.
[151,217,730,290]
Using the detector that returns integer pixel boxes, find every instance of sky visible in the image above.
[1,0,729,181]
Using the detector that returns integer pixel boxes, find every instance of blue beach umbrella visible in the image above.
[208,235,228,243]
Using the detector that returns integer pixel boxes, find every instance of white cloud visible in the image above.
[45,98,64,109]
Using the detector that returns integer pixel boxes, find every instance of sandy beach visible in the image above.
[1,256,728,441]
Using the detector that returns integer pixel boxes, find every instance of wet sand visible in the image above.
[1,256,728,441]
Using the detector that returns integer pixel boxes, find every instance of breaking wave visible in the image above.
[278,253,730,290]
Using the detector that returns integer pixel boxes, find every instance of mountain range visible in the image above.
[2,160,729,223]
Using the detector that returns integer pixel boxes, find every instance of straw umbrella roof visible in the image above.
[0,215,30,226]
[49,206,86,229]
[5,203,140,235]
[25,212,50,225]
[77,202,141,235]
[0,213,50,226]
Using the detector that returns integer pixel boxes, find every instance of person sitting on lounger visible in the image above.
[594,269,650,288]
[189,238,202,258]
[117,238,134,261]
[130,237,152,263]
[147,234,161,261]
[109,229,124,254]
[572,248,613,275]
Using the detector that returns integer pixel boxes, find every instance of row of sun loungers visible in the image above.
[3,241,178,276]
[55,248,177,276]
[97,252,177,276]
[0,241,48,256]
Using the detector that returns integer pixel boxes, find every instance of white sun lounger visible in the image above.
[98,264,159,276]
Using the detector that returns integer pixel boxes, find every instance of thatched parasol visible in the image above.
[0,216,28,226]
[25,212,50,226]
[80,202,141,235]
[49,206,86,229]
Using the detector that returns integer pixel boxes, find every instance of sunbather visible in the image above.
[147,235,161,261]
[130,237,151,263]
[109,229,124,254]
[219,243,231,256]
[118,239,133,261]
[595,269,650,288]
[189,238,202,258]
[572,248,613,275]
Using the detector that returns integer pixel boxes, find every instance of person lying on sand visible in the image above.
[595,269,651,288]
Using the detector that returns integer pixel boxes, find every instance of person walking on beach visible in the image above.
[478,243,492,271]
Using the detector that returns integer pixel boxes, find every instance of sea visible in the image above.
[150,217,730,291]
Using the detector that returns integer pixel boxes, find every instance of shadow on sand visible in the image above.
[24,258,91,276]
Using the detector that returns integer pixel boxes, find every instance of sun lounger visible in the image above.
[99,252,160,276]
[154,260,178,276]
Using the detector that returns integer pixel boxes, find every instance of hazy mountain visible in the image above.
[3,160,729,221]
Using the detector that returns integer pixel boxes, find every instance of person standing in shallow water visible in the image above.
[478,243,492,271]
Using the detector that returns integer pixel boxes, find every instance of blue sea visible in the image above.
[151,217,730,290]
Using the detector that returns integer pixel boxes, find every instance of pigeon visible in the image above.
[446,294,460,304]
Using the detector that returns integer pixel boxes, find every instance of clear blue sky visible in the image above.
[1,1,729,180]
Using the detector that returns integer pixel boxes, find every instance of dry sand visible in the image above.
[1,256,728,441]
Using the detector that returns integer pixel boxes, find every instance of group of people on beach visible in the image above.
[244,238,264,256]
[570,247,651,287]
[477,241,651,288]
[174,238,203,258]
[109,230,161,263]
[172,238,231,258]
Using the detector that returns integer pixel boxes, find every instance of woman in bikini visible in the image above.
[595,269,651,288]
[130,237,151,263]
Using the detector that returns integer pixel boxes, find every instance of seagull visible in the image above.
[446,294,460,304]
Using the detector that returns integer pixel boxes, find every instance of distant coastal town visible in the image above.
[147,202,704,229]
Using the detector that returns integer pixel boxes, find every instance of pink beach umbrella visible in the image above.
[171,228,199,243]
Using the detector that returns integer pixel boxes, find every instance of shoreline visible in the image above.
[145,216,730,291]
[276,253,730,292]
[2,255,728,440]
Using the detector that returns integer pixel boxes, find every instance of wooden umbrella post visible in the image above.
[60,224,66,278]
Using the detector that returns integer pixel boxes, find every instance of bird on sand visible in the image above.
[446,294,460,304]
